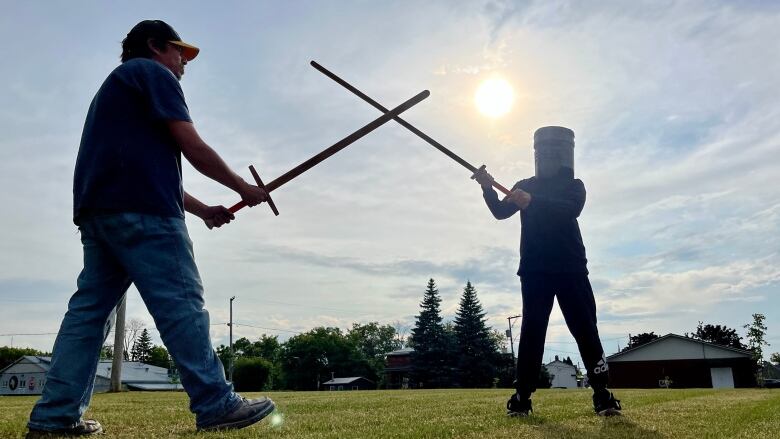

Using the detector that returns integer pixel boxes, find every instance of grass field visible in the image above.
[1,388,779,438]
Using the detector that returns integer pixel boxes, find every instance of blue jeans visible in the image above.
[28,213,241,430]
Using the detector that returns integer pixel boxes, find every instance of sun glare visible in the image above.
[269,412,285,428]
[475,78,514,118]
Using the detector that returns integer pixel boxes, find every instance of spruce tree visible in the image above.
[410,279,451,388]
[131,328,153,363]
[454,281,496,387]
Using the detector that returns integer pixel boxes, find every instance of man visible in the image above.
[27,20,274,436]
[473,126,621,417]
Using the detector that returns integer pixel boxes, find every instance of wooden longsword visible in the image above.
[228,89,430,215]
[310,61,512,196]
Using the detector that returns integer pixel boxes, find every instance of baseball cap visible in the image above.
[127,20,200,61]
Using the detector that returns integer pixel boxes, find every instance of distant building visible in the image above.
[0,356,183,395]
[322,377,375,391]
[383,348,414,389]
[762,362,780,380]
[607,334,755,388]
[545,359,578,388]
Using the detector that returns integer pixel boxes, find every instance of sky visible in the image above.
[1,1,779,368]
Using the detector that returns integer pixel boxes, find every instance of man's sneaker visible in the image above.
[197,397,276,431]
[593,389,622,416]
[506,394,533,417]
[26,419,103,437]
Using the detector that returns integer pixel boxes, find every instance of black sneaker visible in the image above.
[26,419,103,437]
[506,394,533,417]
[197,397,276,431]
[593,389,622,416]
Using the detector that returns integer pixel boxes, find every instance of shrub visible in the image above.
[232,357,272,391]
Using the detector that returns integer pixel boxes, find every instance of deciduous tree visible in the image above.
[687,322,746,350]
[744,313,769,384]
[622,332,660,352]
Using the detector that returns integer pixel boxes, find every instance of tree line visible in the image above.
[208,278,513,391]
[4,290,777,390]
[0,278,553,391]
[214,322,404,391]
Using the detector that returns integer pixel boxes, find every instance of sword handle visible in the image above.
[493,182,512,196]
[228,201,245,214]
[227,166,279,215]
[470,164,511,195]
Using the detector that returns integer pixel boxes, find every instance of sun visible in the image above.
[475,78,514,118]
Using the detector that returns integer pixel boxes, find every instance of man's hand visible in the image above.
[505,189,532,209]
[472,167,495,188]
[201,205,235,230]
[238,181,268,207]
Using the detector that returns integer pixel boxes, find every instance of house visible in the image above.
[606,334,755,388]
[0,356,183,395]
[545,358,578,388]
[322,377,375,391]
[383,348,414,389]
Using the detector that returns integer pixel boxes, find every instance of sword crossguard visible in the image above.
[470,164,487,180]
[249,165,280,216]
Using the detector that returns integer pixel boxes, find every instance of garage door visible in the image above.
[710,367,734,388]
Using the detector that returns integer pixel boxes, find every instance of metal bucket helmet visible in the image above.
[534,126,575,179]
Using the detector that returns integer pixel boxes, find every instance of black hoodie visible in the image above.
[481,169,589,276]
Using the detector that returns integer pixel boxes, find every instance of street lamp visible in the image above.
[229,296,236,382]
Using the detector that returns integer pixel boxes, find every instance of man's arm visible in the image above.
[168,120,267,206]
[525,180,586,218]
[183,191,234,229]
[473,168,521,219]
[483,186,522,219]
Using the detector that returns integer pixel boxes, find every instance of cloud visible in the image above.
[599,256,780,317]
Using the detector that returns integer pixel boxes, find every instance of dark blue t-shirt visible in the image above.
[73,58,192,224]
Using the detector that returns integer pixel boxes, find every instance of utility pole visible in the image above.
[228,296,235,382]
[110,294,127,392]
[506,314,522,359]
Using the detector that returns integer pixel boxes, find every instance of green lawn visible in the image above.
[1,388,779,438]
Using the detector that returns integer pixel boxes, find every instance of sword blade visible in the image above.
[229,89,430,213]
[310,60,512,196]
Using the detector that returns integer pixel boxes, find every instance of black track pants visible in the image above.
[514,274,609,397]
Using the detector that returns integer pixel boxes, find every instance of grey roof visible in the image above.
[607,333,754,360]
[1,356,171,384]
[322,377,374,385]
[126,383,184,391]
[96,361,170,383]
[545,360,576,369]
[0,356,49,375]
[385,348,414,357]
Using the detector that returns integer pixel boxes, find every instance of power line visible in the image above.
[543,347,582,355]
[232,323,301,334]
[544,335,628,345]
